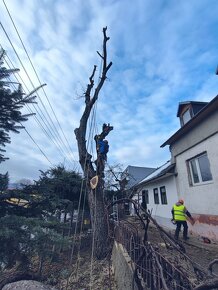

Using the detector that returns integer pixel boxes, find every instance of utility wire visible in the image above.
[3,77,55,168]
[2,0,77,162]
[3,74,53,166]
[7,74,71,167]
[4,55,71,164]
[20,122,53,166]
[0,22,76,166]
[2,51,74,167]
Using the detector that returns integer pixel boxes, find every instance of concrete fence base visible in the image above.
[111,241,139,290]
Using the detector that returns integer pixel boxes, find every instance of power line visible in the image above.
[2,69,54,165]
[20,122,53,166]
[3,75,53,166]
[3,51,75,167]
[2,51,75,167]
[2,0,77,162]
[0,21,77,167]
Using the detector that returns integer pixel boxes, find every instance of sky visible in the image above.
[0,0,218,183]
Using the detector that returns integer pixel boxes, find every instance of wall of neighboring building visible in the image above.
[174,132,218,240]
[132,175,178,230]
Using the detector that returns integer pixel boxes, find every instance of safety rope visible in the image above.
[89,57,104,290]
[76,101,98,282]
[66,51,106,289]
[65,98,98,289]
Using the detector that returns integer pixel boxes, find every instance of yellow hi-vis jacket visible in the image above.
[173,204,186,221]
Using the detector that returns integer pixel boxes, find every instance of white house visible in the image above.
[161,96,218,240]
[132,161,177,229]
[121,165,156,216]
[130,96,218,241]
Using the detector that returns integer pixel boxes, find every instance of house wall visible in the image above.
[174,133,218,215]
[133,175,178,230]
[171,110,218,160]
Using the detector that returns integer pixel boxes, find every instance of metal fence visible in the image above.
[114,221,195,290]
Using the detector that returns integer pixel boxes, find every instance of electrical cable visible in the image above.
[0,22,76,167]
[6,74,72,166]
[19,122,53,166]
[1,63,53,166]
[2,52,75,167]
[2,0,77,162]
[2,48,75,166]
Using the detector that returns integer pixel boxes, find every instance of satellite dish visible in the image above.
[90,175,99,189]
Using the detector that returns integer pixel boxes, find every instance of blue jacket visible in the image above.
[98,140,109,154]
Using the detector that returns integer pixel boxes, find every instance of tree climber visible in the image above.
[94,123,113,177]
[97,139,109,161]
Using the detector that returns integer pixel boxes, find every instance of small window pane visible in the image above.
[182,109,191,125]
[153,188,159,204]
[142,190,149,204]
[190,159,199,183]
[160,186,167,205]
[198,155,212,182]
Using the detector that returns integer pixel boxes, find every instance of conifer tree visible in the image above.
[0,166,83,279]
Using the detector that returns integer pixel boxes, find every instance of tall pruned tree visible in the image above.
[74,27,113,259]
[0,49,42,163]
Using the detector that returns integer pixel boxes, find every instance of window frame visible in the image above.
[153,188,159,204]
[160,186,168,205]
[187,152,213,185]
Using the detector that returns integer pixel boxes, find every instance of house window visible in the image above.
[142,190,149,204]
[153,188,159,204]
[160,186,167,205]
[188,153,213,185]
[182,109,192,125]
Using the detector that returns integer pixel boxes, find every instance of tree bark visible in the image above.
[74,27,112,259]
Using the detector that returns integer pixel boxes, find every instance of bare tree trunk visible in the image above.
[88,185,109,259]
[74,27,112,259]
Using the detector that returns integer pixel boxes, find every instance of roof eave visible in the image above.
[134,164,175,188]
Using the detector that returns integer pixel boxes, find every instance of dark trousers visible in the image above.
[175,221,188,239]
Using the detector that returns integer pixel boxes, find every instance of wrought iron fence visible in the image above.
[114,221,195,290]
